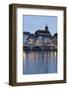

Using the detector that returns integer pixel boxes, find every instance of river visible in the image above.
[23,51,57,75]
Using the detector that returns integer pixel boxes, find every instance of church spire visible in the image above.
[45,24,48,31]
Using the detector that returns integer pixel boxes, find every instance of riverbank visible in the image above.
[23,46,57,51]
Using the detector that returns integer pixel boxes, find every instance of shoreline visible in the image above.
[23,46,57,52]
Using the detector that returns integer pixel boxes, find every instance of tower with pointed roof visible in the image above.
[45,24,48,31]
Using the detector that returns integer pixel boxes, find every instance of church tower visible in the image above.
[45,24,48,31]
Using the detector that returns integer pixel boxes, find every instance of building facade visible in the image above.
[23,25,57,51]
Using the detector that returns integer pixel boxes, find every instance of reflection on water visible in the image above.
[23,51,57,75]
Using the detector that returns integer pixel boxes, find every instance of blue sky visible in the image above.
[23,15,57,36]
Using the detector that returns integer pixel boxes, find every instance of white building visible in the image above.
[23,32,30,45]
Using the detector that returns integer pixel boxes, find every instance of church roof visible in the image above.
[35,30,51,35]
[35,25,51,37]
[35,30,51,37]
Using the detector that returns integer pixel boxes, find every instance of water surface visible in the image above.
[23,51,57,75]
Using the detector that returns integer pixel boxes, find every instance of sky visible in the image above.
[23,15,57,36]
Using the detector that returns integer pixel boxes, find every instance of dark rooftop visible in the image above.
[53,33,57,38]
[35,25,51,37]
[23,32,30,35]
[35,30,51,37]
